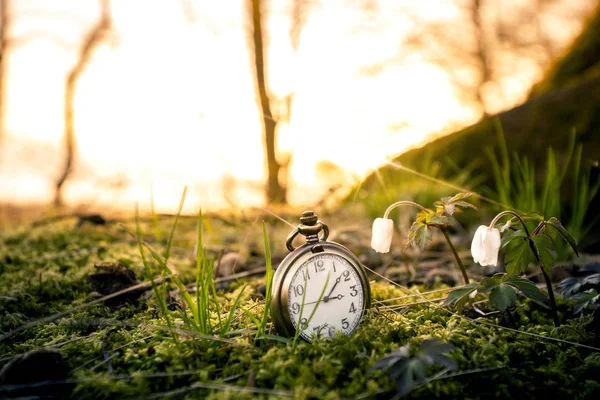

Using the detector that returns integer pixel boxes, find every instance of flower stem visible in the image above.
[506,308,518,329]
[489,210,531,236]
[490,211,560,327]
[540,266,560,327]
[441,227,469,284]
[383,201,430,219]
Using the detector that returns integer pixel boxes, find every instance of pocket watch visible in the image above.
[270,211,371,342]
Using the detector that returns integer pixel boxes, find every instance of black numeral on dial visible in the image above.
[314,259,325,273]
[292,284,304,297]
[349,302,356,313]
[350,285,358,297]
[343,270,350,281]
[341,318,349,330]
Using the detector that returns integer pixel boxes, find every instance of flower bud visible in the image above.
[471,225,501,266]
[371,218,394,253]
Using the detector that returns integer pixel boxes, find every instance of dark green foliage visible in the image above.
[543,217,580,257]
[560,273,600,315]
[501,230,533,276]
[445,274,548,313]
[370,339,457,397]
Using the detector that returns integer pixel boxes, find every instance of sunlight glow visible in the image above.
[0,0,594,211]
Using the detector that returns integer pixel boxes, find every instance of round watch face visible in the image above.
[286,253,365,341]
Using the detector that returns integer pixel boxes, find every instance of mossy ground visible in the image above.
[1,211,599,399]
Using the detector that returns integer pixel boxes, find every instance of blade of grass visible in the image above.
[293,268,331,348]
[196,208,203,329]
[221,284,247,336]
[255,221,273,340]
[164,186,187,264]
[135,204,178,343]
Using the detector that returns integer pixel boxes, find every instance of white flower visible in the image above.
[371,218,394,253]
[471,225,501,266]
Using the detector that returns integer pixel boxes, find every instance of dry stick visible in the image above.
[372,286,466,305]
[0,371,287,397]
[363,265,600,352]
[59,318,250,347]
[136,380,294,399]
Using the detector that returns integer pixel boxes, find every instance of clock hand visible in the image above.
[324,276,342,302]
[301,294,344,306]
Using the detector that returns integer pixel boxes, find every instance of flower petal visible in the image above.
[371,218,394,253]
[481,227,501,266]
[471,225,488,264]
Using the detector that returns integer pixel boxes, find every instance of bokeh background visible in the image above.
[0,0,597,213]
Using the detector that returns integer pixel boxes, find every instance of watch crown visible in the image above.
[300,210,318,226]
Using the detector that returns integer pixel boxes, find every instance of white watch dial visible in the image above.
[287,253,365,340]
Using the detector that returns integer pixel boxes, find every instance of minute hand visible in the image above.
[324,275,342,302]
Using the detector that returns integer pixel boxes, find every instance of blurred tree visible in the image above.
[249,0,286,204]
[363,0,592,117]
[248,0,306,205]
[54,0,111,207]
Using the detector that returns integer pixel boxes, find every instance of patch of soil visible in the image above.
[87,262,147,306]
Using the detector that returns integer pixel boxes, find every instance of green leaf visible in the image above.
[442,284,478,310]
[371,339,456,398]
[489,284,517,312]
[501,229,527,249]
[546,217,579,257]
[515,212,544,222]
[425,213,450,226]
[453,200,478,210]
[505,276,548,305]
[531,234,556,275]
[408,221,432,252]
[478,275,502,293]
[504,235,534,277]
[437,193,477,215]
[445,192,474,203]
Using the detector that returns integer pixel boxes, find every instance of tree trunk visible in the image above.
[249,0,287,204]
[54,0,110,207]
[469,0,491,116]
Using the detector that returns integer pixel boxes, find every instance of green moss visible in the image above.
[1,217,598,399]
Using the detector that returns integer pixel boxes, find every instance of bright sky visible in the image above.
[0,0,594,212]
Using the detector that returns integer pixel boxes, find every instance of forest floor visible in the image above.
[1,206,599,399]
